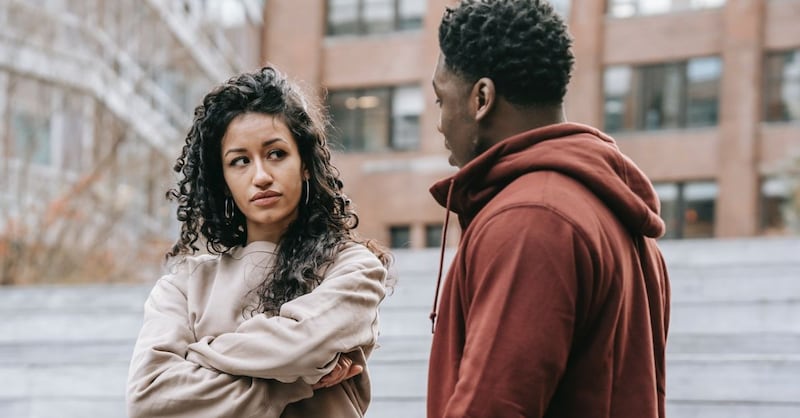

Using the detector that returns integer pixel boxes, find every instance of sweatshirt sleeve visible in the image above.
[126,277,313,418]
[441,206,592,418]
[185,244,387,384]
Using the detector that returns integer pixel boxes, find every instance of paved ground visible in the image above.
[1,237,799,417]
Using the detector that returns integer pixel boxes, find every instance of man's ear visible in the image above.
[471,77,496,122]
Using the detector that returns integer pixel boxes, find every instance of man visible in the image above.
[426,1,670,417]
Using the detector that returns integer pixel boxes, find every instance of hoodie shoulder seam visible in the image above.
[472,202,595,257]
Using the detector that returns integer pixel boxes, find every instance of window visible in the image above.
[425,224,443,248]
[391,86,423,150]
[686,57,722,127]
[760,177,794,235]
[603,57,722,133]
[608,0,725,18]
[389,225,411,248]
[328,85,422,152]
[655,181,717,239]
[764,49,800,122]
[327,0,425,36]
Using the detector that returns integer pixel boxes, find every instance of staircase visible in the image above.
[0,238,798,417]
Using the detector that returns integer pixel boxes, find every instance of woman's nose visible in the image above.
[253,161,273,186]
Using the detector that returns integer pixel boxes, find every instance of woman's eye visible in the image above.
[267,149,287,160]
[230,156,249,167]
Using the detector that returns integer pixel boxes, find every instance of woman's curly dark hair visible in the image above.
[167,66,391,315]
[439,0,574,106]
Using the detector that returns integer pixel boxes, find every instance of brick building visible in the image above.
[261,0,800,248]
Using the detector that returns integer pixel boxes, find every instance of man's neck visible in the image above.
[481,101,566,148]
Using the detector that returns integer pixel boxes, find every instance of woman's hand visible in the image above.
[311,354,363,390]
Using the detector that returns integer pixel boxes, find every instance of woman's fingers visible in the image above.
[312,355,363,390]
[343,364,363,380]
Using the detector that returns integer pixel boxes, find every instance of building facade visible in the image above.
[262,0,800,248]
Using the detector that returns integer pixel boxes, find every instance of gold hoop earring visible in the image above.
[224,197,234,220]
[304,179,310,206]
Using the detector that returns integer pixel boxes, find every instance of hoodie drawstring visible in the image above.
[430,178,455,334]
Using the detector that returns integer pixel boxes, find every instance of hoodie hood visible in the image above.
[430,122,665,238]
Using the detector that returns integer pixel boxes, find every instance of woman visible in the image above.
[126,66,392,418]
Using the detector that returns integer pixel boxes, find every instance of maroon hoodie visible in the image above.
[427,123,670,418]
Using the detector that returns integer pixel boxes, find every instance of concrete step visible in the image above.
[0,310,144,344]
[670,299,800,333]
[658,238,800,266]
[0,283,151,312]
[666,400,800,418]
[0,340,135,365]
[367,400,426,418]
[669,264,800,303]
[2,353,798,415]
[667,354,800,403]
[1,239,798,418]
[667,333,800,355]
[0,399,125,418]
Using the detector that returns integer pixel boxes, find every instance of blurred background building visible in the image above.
[1,0,799,272]
[265,0,800,250]
[0,0,264,284]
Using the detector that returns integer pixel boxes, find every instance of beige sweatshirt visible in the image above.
[126,241,387,418]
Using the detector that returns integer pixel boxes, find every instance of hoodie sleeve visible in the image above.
[442,206,592,418]
[184,244,387,383]
[126,277,313,418]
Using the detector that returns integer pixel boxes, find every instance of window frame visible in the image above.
[603,56,722,133]
[328,84,422,153]
[763,49,800,123]
[326,0,424,36]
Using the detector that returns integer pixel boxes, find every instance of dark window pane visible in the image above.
[654,183,680,239]
[328,90,362,150]
[686,56,721,127]
[329,87,410,152]
[603,66,632,132]
[361,88,391,151]
[760,177,792,235]
[764,50,800,122]
[390,225,411,248]
[655,181,718,239]
[608,0,725,17]
[425,224,442,248]
[391,85,422,150]
[639,63,684,130]
[604,57,720,133]
[398,0,424,30]
[682,182,717,239]
[328,0,359,35]
[363,0,393,34]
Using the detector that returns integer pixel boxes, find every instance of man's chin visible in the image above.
[448,154,460,168]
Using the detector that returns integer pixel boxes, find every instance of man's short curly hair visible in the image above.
[439,0,574,106]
